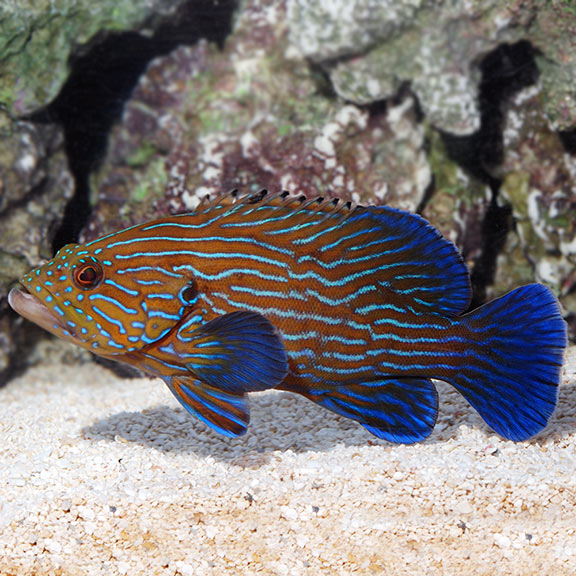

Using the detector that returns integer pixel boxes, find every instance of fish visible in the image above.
[8,190,567,442]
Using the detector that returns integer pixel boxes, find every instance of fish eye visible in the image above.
[73,261,104,290]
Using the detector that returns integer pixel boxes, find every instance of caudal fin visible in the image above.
[451,284,567,441]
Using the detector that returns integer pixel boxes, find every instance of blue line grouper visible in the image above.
[8,191,567,442]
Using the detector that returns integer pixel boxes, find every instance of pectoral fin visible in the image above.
[168,376,250,437]
[177,311,288,393]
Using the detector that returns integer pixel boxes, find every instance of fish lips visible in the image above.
[8,287,77,344]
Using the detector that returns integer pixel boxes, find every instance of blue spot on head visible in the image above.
[77,294,84,301]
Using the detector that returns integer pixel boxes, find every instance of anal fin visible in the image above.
[167,376,250,437]
[303,377,438,443]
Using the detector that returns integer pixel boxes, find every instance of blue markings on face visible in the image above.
[104,278,139,296]
[148,309,180,321]
[88,294,139,315]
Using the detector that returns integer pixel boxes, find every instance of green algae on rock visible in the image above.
[0,0,189,114]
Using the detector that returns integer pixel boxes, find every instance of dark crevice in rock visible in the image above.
[25,0,239,254]
[468,192,514,308]
[441,40,540,185]
[308,62,339,100]
[416,175,435,216]
[559,128,576,155]
[439,40,541,307]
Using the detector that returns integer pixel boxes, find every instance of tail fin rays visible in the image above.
[451,284,567,441]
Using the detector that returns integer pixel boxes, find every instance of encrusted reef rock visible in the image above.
[497,85,576,316]
[287,0,576,134]
[83,3,432,241]
[0,112,73,382]
[0,0,238,382]
[1,0,575,381]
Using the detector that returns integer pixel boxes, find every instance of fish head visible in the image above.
[8,242,200,356]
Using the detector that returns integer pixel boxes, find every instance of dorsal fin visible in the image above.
[199,189,355,218]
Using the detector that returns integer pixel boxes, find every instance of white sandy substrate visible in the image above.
[0,346,575,576]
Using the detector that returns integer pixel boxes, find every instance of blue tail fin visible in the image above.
[451,284,567,441]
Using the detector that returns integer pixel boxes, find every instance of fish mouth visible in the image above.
[8,287,77,343]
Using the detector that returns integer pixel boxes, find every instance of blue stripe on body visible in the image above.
[106,235,294,259]
[174,264,288,284]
